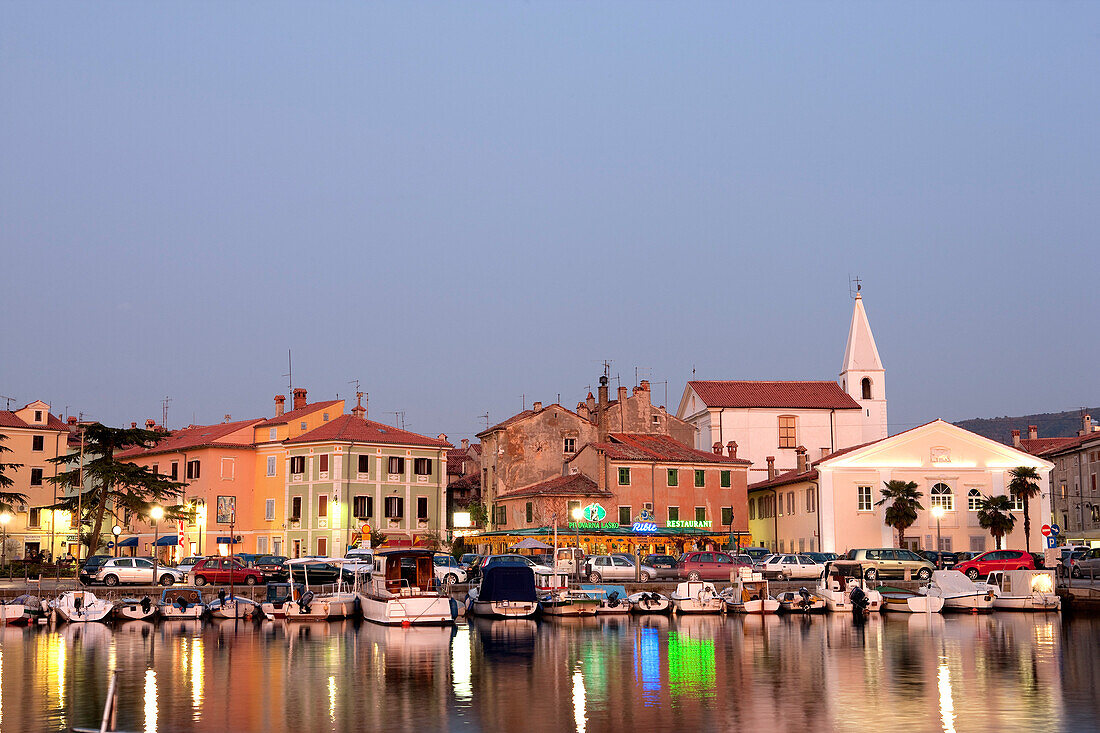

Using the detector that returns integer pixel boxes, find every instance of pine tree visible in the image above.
[0,433,27,514]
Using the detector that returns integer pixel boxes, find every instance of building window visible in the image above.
[1061,483,1067,499]
[186,460,201,479]
[266,456,277,477]
[618,467,631,486]
[695,506,706,522]
[269,427,277,441]
[668,506,679,522]
[220,457,235,479]
[290,496,302,521]
[29,508,41,527]
[787,491,794,516]
[778,416,797,448]
[1010,495,1024,512]
[417,496,429,520]
[319,454,329,473]
[749,498,756,521]
[388,457,405,475]
[930,483,953,512]
[385,496,404,518]
[857,485,872,512]
[694,470,705,487]
[494,505,507,527]
[300,422,307,431]
[33,410,42,422]
[32,435,44,451]
[721,470,731,488]
[290,456,305,475]
[151,463,158,475]
[525,502,533,523]
[317,537,328,556]
[318,495,328,518]
[667,469,678,487]
[563,438,576,453]
[323,412,330,421]
[806,487,816,513]
[414,458,432,476]
[257,536,269,554]
[721,507,733,526]
[265,499,275,521]
[358,455,370,474]
[967,488,982,511]
[861,378,872,400]
[619,506,631,525]
[30,468,43,486]
[970,536,986,553]
[353,495,373,518]
[170,462,178,480]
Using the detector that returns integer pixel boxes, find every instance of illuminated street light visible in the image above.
[112,524,122,557]
[151,505,164,585]
[0,512,11,569]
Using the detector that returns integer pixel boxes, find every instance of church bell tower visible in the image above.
[840,287,888,441]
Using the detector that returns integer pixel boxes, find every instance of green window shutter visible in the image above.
[694,470,705,487]
[721,470,731,488]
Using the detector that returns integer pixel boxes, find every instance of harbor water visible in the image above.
[1,613,1097,732]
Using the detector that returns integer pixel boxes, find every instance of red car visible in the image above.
[953,549,1035,581]
[190,557,264,586]
[678,551,750,581]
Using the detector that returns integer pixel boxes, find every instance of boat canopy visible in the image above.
[479,566,537,603]
[931,570,981,595]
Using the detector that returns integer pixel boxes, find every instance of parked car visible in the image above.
[286,558,352,585]
[921,551,957,569]
[753,554,778,572]
[760,554,825,580]
[583,555,657,582]
[740,547,772,564]
[1029,552,1046,570]
[1071,547,1100,579]
[78,555,113,585]
[481,554,554,575]
[433,554,468,585]
[458,553,481,569]
[253,555,290,581]
[342,548,375,576]
[843,548,935,581]
[176,556,205,575]
[96,557,184,586]
[953,549,1035,581]
[801,551,837,565]
[952,551,978,563]
[190,557,264,586]
[678,551,750,581]
[1058,546,1092,576]
[642,554,680,579]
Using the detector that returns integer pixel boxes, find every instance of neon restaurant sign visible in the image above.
[566,505,713,532]
[568,503,619,530]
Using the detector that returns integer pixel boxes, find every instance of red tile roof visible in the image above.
[286,415,451,448]
[687,380,861,410]
[496,474,611,500]
[595,433,751,465]
[118,419,264,458]
[477,404,582,436]
[0,411,70,432]
[254,400,343,428]
[447,449,478,475]
[748,467,819,491]
[1019,436,1088,456]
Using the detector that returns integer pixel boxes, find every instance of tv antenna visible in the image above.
[848,274,862,299]
[161,396,173,428]
[283,349,293,391]
[0,395,15,410]
[478,412,490,430]
[388,411,406,430]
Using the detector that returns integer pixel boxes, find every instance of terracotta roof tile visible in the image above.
[118,419,264,458]
[477,405,583,437]
[748,467,819,491]
[254,400,343,428]
[1018,436,1086,456]
[286,415,451,448]
[496,474,612,500]
[0,411,70,432]
[594,433,751,465]
[688,380,861,410]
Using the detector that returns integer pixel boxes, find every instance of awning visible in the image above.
[216,536,239,544]
[118,537,139,548]
[153,535,179,546]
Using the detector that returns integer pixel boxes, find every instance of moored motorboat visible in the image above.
[580,584,632,614]
[465,563,538,619]
[261,583,302,619]
[535,571,599,617]
[984,570,1061,611]
[775,588,827,614]
[50,590,114,622]
[879,586,944,613]
[722,573,779,614]
[817,562,882,613]
[357,549,455,625]
[10,595,46,625]
[208,589,259,619]
[920,570,994,612]
[1,599,26,624]
[670,581,723,614]
[159,588,206,619]
[283,558,358,620]
[116,596,158,621]
[626,591,671,614]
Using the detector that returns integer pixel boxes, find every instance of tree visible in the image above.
[465,501,488,528]
[1008,466,1042,553]
[48,423,186,556]
[369,527,388,548]
[0,433,27,514]
[875,480,924,549]
[977,494,1016,550]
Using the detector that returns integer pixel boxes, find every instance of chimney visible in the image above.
[727,441,737,458]
[640,380,650,392]
[224,414,232,423]
[274,394,286,417]
[1012,429,1021,448]
[145,419,156,429]
[1083,414,1093,435]
[461,438,469,450]
[597,377,610,442]
[1028,425,1038,440]
[438,433,448,442]
[532,401,542,412]
[577,402,590,421]
[586,391,596,415]
[352,392,367,420]
[712,441,723,456]
[130,421,137,429]
[766,456,776,481]
[293,388,308,411]
[796,445,808,474]
[617,386,628,403]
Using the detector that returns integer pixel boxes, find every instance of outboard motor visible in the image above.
[606,591,621,608]
[140,596,152,614]
[798,587,812,611]
[73,594,84,613]
[850,585,870,613]
[299,590,315,614]
[176,595,188,611]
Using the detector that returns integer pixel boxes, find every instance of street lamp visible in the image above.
[112,525,122,557]
[571,506,583,581]
[931,505,945,561]
[151,505,164,585]
[0,512,11,570]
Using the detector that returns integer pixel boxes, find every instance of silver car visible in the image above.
[584,555,657,583]
[96,557,184,586]
[1071,547,1100,579]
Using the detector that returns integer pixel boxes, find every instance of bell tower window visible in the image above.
[861,378,872,400]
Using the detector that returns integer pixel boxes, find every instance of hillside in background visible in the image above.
[954,407,1100,445]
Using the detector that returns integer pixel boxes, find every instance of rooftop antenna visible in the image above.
[479,412,490,430]
[602,360,613,379]
[691,364,696,379]
[848,274,862,299]
[161,396,172,428]
[0,395,15,410]
[388,411,406,430]
[521,394,526,411]
[349,378,360,394]
[650,379,669,408]
[283,349,293,391]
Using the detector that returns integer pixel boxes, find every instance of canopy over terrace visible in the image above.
[467,527,753,557]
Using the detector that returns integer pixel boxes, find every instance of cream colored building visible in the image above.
[747,420,1053,555]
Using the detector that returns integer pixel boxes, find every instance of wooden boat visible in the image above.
[722,576,780,614]
[1,599,26,624]
[208,590,259,619]
[817,562,882,613]
[116,596,158,621]
[879,585,944,613]
[465,564,538,619]
[580,584,633,614]
[282,558,357,620]
[670,581,723,614]
[261,582,302,619]
[357,549,455,625]
[159,588,206,619]
[50,590,113,622]
[775,588,827,614]
[920,570,994,612]
[983,570,1061,611]
[535,571,600,617]
[626,591,671,614]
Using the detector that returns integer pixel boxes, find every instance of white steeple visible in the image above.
[840,291,887,440]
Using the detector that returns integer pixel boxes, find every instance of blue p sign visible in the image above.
[1046,536,1057,549]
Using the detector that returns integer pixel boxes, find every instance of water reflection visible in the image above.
[2,614,1098,731]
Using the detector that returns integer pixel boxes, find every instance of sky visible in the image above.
[2,2,1098,444]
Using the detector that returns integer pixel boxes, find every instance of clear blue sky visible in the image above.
[2,2,1097,443]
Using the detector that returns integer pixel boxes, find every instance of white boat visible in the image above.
[159,588,206,619]
[984,570,1061,611]
[50,590,114,622]
[670,581,724,614]
[722,575,780,614]
[879,586,944,613]
[357,549,455,625]
[535,571,600,617]
[775,588,827,614]
[1,600,26,623]
[920,570,995,612]
[116,596,158,621]
[208,590,259,619]
[817,561,883,613]
[626,591,671,614]
[465,563,538,619]
[282,558,358,620]
[580,584,633,614]
[261,583,302,619]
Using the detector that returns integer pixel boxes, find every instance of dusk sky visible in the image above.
[3,3,1097,443]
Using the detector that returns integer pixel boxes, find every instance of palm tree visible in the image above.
[875,480,924,549]
[977,494,1016,550]
[1007,466,1042,553]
